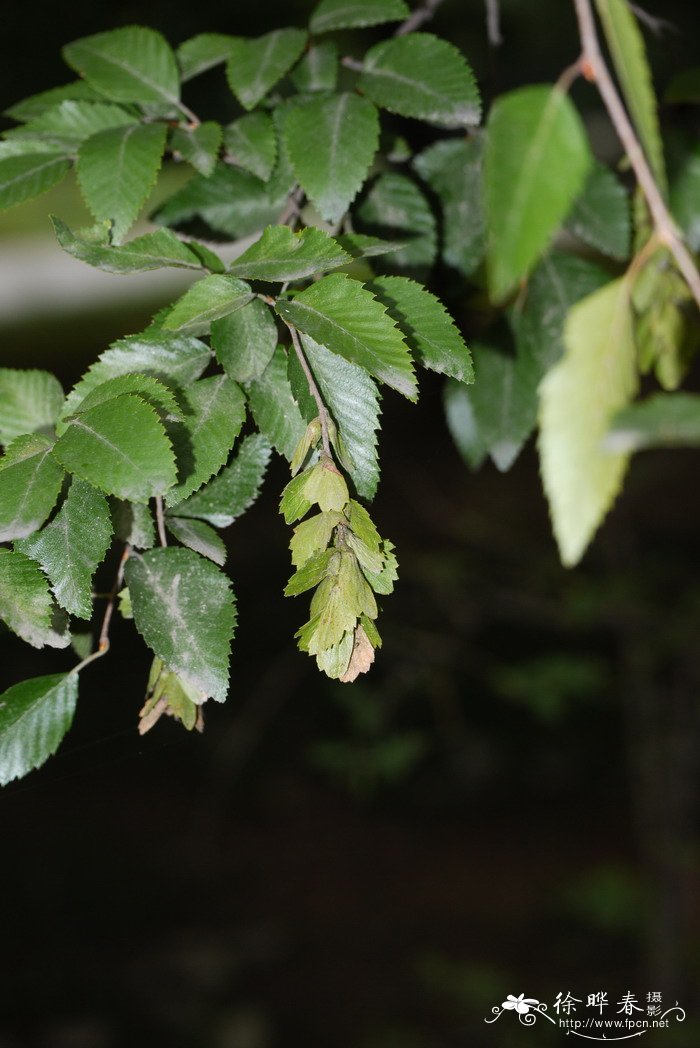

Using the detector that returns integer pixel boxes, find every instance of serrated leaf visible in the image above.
[605,393,700,452]
[246,346,307,460]
[171,121,222,177]
[64,26,181,112]
[291,42,339,93]
[538,278,638,566]
[276,273,417,400]
[413,136,485,276]
[369,275,473,383]
[336,233,405,259]
[223,112,277,182]
[0,674,78,785]
[301,335,381,500]
[0,369,64,446]
[6,81,105,122]
[227,30,307,111]
[358,33,480,128]
[166,375,246,506]
[283,92,380,224]
[595,0,667,195]
[163,275,253,334]
[290,511,341,568]
[565,162,630,260]
[125,547,236,702]
[77,122,167,242]
[0,435,65,542]
[52,217,214,275]
[165,517,226,565]
[16,479,112,619]
[211,298,277,383]
[0,153,70,213]
[355,172,437,274]
[310,0,408,32]
[176,33,236,81]
[173,433,271,528]
[228,225,350,282]
[61,374,183,434]
[285,549,335,595]
[4,100,138,151]
[0,139,69,160]
[53,394,177,502]
[112,499,155,549]
[0,550,69,649]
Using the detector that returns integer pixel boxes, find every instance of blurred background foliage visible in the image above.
[2,1,700,1045]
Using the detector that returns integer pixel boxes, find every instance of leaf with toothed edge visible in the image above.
[163,276,254,334]
[226,29,307,111]
[63,27,181,111]
[223,112,277,182]
[0,434,65,543]
[211,298,278,384]
[176,33,237,81]
[227,225,351,283]
[165,517,226,565]
[0,153,70,213]
[0,550,70,649]
[0,369,64,446]
[52,218,222,275]
[0,673,79,785]
[170,122,222,177]
[247,346,307,461]
[173,433,272,528]
[310,0,409,33]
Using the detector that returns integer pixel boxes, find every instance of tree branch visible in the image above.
[396,0,446,36]
[572,0,700,312]
[73,544,131,674]
[283,320,332,457]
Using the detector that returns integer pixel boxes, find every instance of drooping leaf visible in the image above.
[6,81,105,122]
[358,33,481,128]
[0,550,70,649]
[112,499,156,549]
[246,346,307,460]
[413,136,485,276]
[355,172,437,274]
[125,547,236,702]
[228,225,351,282]
[16,479,112,619]
[53,394,177,502]
[211,298,278,383]
[165,375,246,506]
[176,33,236,81]
[485,85,592,301]
[302,335,381,500]
[226,29,307,111]
[538,277,638,566]
[0,369,64,446]
[63,26,181,113]
[77,122,167,242]
[369,275,473,383]
[565,162,630,260]
[595,0,667,195]
[170,121,222,177]
[162,275,253,334]
[0,153,70,213]
[290,42,339,93]
[283,92,380,224]
[443,380,487,470]
[310,0,409,32]
[3,100,138,151]
[223,112,277,182]
[0,435,65,542]
[165,517,226,565]
[52,218,218,275]
[606,393,700,452]
[275,273,417,400]
[0,674,78,785]
[173,433,272,528]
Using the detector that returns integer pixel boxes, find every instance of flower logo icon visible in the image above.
[502,994,540,1015]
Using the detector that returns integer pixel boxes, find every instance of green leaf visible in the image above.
[53,394,177,502]
[595,0,667,195]
[77,122,167,242]
[0,435,65,542]
[301,336,381,500]
[443,380,487,470]
[4,100,138,151]
[52,218,216,275]
[0,369,64,446]
[275,273,417,400]
[369,275,473,383]
[310,0,408,31]
[125,547,236,702]
[162,275,253,334]
[63,26,181,113]
[670,143,700,252]
[228,225,351,282]
[336,233,405,260]
[173,433,272,528]
[0,153,70,213]
[61,373,183,432]
[6,81,105,122]
[283,92,379,225]
[285,549,335,596]
[176,33,236,82]
[565,162,630,260]
[112,499,155,549]
[358,33,480,128]
[290,511,341,568]
[0,674,78,785]
[485,85,592,301]
[16,479,112,619]
[165,517,226,565]
[413,136,485,276]
[171,121,222,177]
[290,42,339,93]
[165,375,246,506]
[355,172,437,274]
[538,278,638,566]
[211,298,278,383]
[606,393,700,452]
[223,112,277,182]
[0,550,69,649]
[246,346,307,460]
[226,29,307,111]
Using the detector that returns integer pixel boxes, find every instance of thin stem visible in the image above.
[176,101,201,128]
[572,0,700,312]
[278,186,305,228]
[396,0,446,35]
[155,496,168,547]
[284,320,332,457]
[555,57,583,93]
[485,0,503,46]
[72,545,131,675]
[628,2,676,36]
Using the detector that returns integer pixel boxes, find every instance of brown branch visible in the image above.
[283,320,332,457]
[572,0,700,312]
[72,544,131,675]
[396,0,446,35]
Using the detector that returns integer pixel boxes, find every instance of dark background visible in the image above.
[2,2,700,1046]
